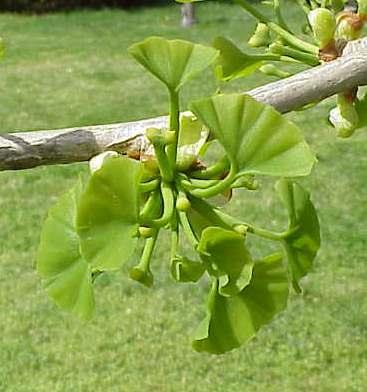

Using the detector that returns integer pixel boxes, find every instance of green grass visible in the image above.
[0,2,367,391]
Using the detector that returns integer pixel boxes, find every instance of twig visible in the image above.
[0,38,366,171]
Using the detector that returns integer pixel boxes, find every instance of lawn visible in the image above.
[0,2,366,391]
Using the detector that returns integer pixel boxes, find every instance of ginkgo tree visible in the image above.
[34,0,367,354]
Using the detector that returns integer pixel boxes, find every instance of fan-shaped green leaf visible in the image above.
[213,37,265,81]
[198,226,253,296]
[170,256,205,283]
[178,114,203,146]
[189,93,316,177]
[276,179,320,292]
[77,155,142,270]
[187,196,232,238]
[128,36,218,91]
[192,253,288,354]
[37,182,95,320]
[176,114,209,171]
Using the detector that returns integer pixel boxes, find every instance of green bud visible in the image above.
[259,64,291,79]
[336,18,358,40]
[176,195,191,212]
[138,226,155,238]
[268,42,284,55]
[231,174,259,190]
[248,23,271,48]
[308,8,336,49]
[329,95,359,138]
[146,127,166,145]
[234,224,248,236]
[129,266,153,288]
[336,14,363,40]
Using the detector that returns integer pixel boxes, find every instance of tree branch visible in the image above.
[1,38,366,171]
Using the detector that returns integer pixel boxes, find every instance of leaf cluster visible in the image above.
[37,36,321,354]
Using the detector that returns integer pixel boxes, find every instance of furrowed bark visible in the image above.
[0,38,366,171]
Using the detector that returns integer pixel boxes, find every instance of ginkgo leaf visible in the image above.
[128,36,219,91]
[176,114,209,171]
[189,93,316,178]
[178,114,204,146]
[170,256,205,283]
[213,36,266,81]
[192,253,289,354]
[276,179,320,292]
[77,155,142,270]
[197,226,253,295]
[187,196,232,238]
[37,181,95,320]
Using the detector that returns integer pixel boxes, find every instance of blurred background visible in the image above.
[0,0,168,13]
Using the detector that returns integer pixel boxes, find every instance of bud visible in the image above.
[176,195,191,212]
[146,127,166,145]
[336,12,364,40]
[234,224,248,236]
[138,226,155,238]
[89,151,118,174]
[129,266,153,288]
[259,64,291,79]
[248,23,271,48]
[308,8,336,49]
[329,95,359,138]
[268,42,284,55]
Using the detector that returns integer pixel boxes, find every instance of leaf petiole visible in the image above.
[189,164,237,199]
[140,231,158,270]
[269,42,320,65]
[129,230,158,288]
[191,197,285,242]
[170,215,179,261]
[166,89,180,167]
[245,224,285,241]
[140,178,160,193]
[144,182,175,228]
[178,175,221,191]
[190,156,230,179]
[139,189,162,222]
[151,142,174,182]
[179,211,199,248]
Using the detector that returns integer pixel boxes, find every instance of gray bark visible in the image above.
[0,38,366,172]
